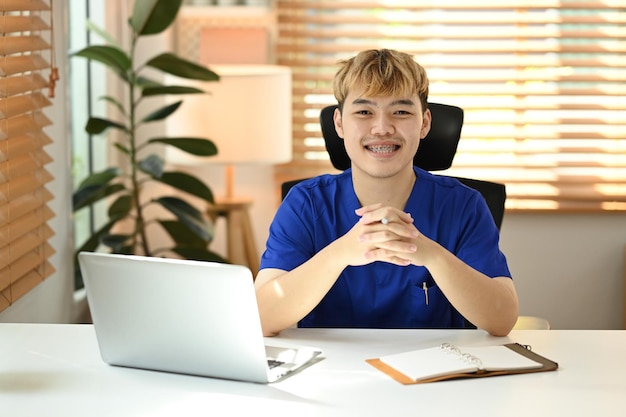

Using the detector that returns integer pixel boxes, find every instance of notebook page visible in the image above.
[378,346,479,381]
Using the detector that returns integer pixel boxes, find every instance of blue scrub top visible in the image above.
[260,167,511,329]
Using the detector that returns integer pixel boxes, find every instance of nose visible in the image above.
[371,113,395,136]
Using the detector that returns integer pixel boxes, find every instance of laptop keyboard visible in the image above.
[267,359,285,369]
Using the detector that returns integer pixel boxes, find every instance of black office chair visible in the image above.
[282,103,506,230]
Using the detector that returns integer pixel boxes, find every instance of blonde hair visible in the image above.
[333,49,429,112]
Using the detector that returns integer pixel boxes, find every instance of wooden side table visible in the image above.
[206,197,259,275]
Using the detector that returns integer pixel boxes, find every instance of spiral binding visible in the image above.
[440,343,484,369]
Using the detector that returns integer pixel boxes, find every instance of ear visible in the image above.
[333,107,345,139]
[420,108,432,139]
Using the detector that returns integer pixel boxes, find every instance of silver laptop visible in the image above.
[78,252,322,383]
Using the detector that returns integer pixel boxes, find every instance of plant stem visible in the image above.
[128,30,151,256]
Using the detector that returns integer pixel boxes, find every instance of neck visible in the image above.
[353,167,416,209]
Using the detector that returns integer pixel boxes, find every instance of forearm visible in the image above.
[255,242,347,336]
[425,242,519,336]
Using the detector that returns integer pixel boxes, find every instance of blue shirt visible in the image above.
[260,167,511,329]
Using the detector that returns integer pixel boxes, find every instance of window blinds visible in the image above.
[275,0,625,211]
[0,0,56,313]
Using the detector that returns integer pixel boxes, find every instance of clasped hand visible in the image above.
[342,204,426,267]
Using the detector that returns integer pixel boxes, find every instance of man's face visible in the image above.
[334,86,431,180]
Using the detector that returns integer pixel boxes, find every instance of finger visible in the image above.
[359,221,419,240]
[399,211,414,224]
[364,249,412,266]
[358,208,413,226]
[357,209,398,225]
[354,203,383,217]
[360,234,417,253]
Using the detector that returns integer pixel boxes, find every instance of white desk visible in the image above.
[1,324,624,416]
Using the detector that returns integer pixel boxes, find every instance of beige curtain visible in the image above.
[0,0,56,312]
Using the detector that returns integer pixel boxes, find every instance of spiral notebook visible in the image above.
[366,343,558,384]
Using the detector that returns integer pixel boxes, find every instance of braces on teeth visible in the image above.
[368,145,397,153]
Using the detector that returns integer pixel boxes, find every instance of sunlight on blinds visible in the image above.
[275,0,626,211]
[0,0,56,313]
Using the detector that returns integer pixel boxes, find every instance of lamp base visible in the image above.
[206,197,259,276]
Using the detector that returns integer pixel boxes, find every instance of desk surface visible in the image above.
[1,324,624,416]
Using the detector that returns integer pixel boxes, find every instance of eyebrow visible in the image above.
[351,98,416,107]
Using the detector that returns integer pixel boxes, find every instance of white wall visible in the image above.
[500,212,625,330]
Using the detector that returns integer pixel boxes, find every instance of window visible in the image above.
[69,1,109,287]
[275,1,625,211]
[0,0,57,312]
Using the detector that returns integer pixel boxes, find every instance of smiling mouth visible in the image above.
[366,144,400,154]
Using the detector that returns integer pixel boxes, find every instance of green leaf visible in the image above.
[131,0,183,36]
[73,45,131,81]
[142,85,205,97]
[73,183,126,211]
[145,53,220,81]
[157,196,203,219]
[114,143,130,155]
[74,218,119,253]
[136,76,161,88]
[77,167,120,189]
[101,234,133,252]
[74,168,121,210]
[74,262,85,290]
[139,154,164,178]
[108,194,133,217]
[76,232,104,255]
[157,171,214,203]
[100,95,126,115]
[159,220,210,247]
[73,214,126,288]
[155,196,212,242]
[148,137,217,156]
[86,20,120,47]
[171,247,229,263]
[141,101,181,123]
[115,245,136,255]
[86,117,127,135]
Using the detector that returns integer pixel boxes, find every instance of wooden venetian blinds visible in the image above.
[275,1,626,211]
[0,0,56,313]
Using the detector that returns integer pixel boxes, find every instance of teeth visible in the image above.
[368,144,397,153]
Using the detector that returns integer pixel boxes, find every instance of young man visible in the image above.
[255,49,518,337]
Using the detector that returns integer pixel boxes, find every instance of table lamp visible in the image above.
[165,64,292,199]
[164,65,292,272]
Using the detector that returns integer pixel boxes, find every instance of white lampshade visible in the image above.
[165,65,292,165]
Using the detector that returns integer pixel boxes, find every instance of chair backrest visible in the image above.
[319,103,464,172]
[282,103,506,230]
[453,177,506,230]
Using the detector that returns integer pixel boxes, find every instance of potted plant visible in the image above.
[72,0,226,287]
